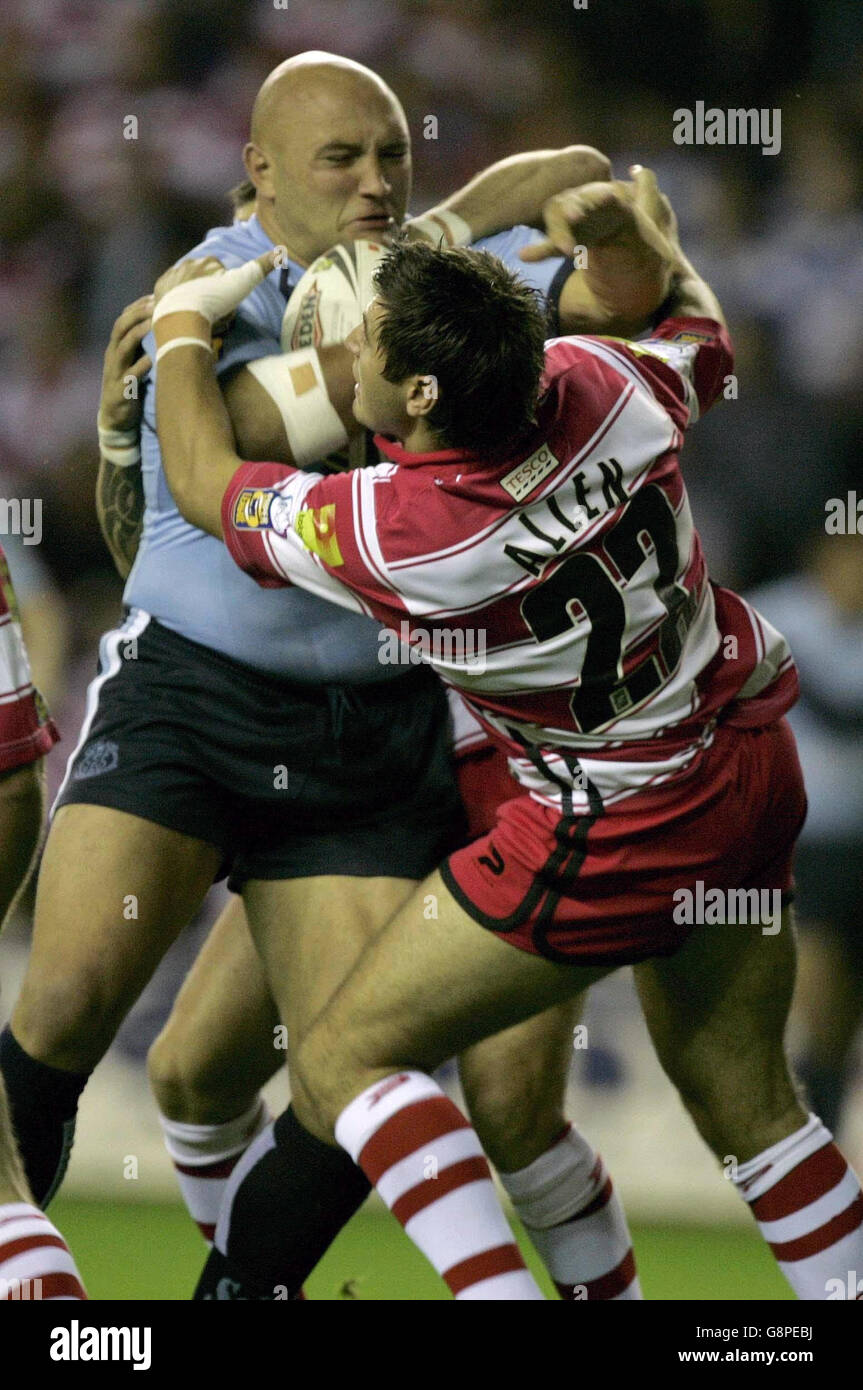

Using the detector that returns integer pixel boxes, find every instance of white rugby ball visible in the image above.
[281,239,388,352]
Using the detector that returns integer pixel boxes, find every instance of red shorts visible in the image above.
[455,743,523,843]
[446,718,807,967]
[0,548,58,774]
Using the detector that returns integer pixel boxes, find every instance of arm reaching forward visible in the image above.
[405,146,611,246]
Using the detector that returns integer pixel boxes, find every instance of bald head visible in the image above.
[251,51,405,148]
[243,50,412,266]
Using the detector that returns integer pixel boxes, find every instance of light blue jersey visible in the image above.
[475,225,567,304]
[127,215,566,679]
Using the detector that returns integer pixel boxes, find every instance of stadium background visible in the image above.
[1,0,861,1299]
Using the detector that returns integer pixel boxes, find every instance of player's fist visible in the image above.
[152,253,277,350]
[520,169,678,265]
[153,256,226,306]
[527,167,682,337]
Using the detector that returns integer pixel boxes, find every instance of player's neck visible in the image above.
[254,201,308,268]
[399,420,446,456]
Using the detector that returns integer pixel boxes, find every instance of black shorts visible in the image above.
[54,612,465,889]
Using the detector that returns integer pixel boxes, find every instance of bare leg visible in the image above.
[635,909,805,1161]
[12,805,221,1072]
[149,895,280,1125]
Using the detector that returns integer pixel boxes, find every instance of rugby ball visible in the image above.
[281,239,388,351]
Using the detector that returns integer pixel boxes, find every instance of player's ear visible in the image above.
[243,142,275,200]
[405,374,439,421]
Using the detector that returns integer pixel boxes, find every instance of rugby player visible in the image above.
[86,161,672,1306]
[153,176,863,1300]
[1,51,649,1300]
[0,555,85,1300]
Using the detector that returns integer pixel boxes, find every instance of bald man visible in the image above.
[3,51,644,1300]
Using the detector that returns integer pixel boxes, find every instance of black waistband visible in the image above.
[136,613,437,702]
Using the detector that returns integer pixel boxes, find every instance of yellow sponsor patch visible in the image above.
[233,488,274,529]
[294,504,343,566]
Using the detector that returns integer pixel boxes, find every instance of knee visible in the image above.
[147,1030,195,1119]
[147,1027,252,1125]
[12,970,118,1073]
[463,1068,566,1173]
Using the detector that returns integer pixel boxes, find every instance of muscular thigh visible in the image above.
[293,870,611,1136]
[241,874,418,1045]
[635,907,803,1156]
[12,804,220,1070]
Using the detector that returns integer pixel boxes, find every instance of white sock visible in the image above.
[500,1124,641,1300]
[159,1097,270,1243]
[337,1071,545,1300]
[0,1202,87,1300]
[733,1113,863,1300]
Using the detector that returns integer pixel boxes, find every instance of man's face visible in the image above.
[256,76,411,266]
[346,297,409,438]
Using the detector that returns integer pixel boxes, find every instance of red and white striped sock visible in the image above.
[500,1123,641,1300]
[159,1097,270,1243]
[0,1203,87,1300]
[733,1113,863,1299]
[336,1071,544,1300]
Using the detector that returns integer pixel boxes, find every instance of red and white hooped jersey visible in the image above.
[223,316,797,813]
[0,545,59,771]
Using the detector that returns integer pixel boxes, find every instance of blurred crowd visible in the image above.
[1,0,861,1121]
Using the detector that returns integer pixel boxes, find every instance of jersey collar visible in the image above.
[240,214,305,296]
[372,433,489,468]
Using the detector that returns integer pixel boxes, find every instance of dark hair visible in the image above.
[373,239,547,458]
[229,178,257,212]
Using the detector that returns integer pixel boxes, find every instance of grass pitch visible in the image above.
[51,1196,794,1301]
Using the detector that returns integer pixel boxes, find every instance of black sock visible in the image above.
[0,1025,90,1206]
[193,1105,371,1300]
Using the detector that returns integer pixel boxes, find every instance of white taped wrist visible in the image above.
[246,349,348,466]
[155,337,214,363]
[152,257,267,327]
[97,416,141,468]
[406,208,473,247]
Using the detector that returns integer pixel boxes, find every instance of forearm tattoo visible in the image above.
[96,459,145,579]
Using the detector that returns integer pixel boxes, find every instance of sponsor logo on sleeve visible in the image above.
[500,443,560,503]
[294,503,344,566]
[628,339,698,380]
[232,489,293,536]
[233,488,276,530]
